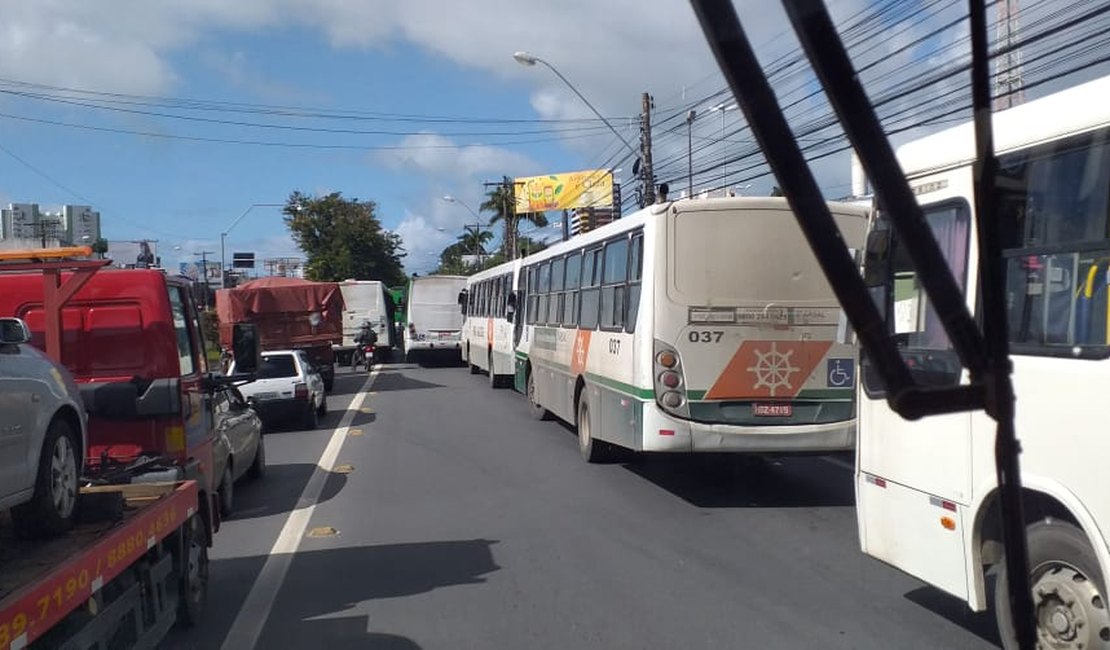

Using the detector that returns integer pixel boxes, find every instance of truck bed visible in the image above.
[0,481,196,649]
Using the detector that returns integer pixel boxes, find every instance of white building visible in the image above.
[62,205,101,245]
[1,203,42,240]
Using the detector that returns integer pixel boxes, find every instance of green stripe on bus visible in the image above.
[515,351,529,361]
[584,373,654,400]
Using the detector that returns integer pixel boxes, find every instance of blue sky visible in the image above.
[0,0,1102,275]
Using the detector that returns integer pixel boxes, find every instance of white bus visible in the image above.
[514,196,869,462]
[404,274,467,363]
[856,74,1110,647]
[460,259,522,388]
[335,280,395,363]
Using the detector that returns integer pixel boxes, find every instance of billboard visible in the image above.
[105,240,158,269]
[514,169,614,214]
[179,260,224,289]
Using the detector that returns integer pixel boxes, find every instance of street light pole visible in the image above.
[513,51,638,159]
[221,203,284,280]
[442,195,490,265]
[686,110,697,197]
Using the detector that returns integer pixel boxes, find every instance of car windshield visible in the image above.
[256,354,297,379]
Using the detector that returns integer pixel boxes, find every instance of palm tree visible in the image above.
[457,229,493,260]
[480,179,547,259]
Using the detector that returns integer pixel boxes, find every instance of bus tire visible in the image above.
[488,351,503,388]
[468,346,480,374]
[526,370,550,421]
[576,393,611,463]
[993,518,1110,650]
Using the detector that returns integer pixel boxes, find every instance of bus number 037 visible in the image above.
[688,330,724,343]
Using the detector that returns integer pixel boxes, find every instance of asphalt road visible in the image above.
[164,362,1001,650]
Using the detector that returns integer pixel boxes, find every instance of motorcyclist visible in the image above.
[352,320,378,369]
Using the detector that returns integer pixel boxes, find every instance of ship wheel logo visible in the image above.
[747,342,800,396]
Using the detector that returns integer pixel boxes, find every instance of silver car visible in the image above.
[0,317,87,537]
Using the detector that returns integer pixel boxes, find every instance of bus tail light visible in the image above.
[654,340,689,418]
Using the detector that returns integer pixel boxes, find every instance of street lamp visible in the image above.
[512,51,638,158]
[220,203,284,278]
[709,102,737,194]
[442,195,491,264]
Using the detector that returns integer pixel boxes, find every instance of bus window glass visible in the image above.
[563,252,581,326]
[601,238,629,330]
[998,132,1110,349]
[627,234,644,333]
[580,248,601,330]
[550,257,565,324]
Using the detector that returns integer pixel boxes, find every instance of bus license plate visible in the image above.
[753,403,792,417]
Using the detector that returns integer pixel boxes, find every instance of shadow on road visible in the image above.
[623,454,855,508]
[371,371,445,393]
[227,462,348,521]
[244,539,499,647]
[903,586,1001,648]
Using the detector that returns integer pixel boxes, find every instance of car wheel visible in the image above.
[303,402,319,430]
[217,465,234,518]
[323,373,335,392]
[317,393,328,417]
[248,435,266,480]
[13,417,80,538]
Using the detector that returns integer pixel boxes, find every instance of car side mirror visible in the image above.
[232,323,261,374]
[0,317,31,345]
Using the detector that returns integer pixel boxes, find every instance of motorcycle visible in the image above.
[351,343,375,371]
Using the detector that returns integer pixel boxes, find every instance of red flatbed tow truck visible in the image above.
[0,248,213,649]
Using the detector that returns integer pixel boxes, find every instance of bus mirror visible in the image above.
[507,292,518,309]
[232,323,261,374]
[863,227,892,288]
[457,289,468,306]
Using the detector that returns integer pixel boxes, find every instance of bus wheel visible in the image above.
[526,371,550,421]
[994,518,1110,650]
[576,394,610,463]
[468,346,480,375]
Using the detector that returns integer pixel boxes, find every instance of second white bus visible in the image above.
[514,196,869,462]
[460,259,522,387]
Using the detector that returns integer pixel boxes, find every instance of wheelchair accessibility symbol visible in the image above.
[826,358,855,388]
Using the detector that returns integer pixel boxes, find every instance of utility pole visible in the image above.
[993,0,1025,110]
[686,109,697,197]
[640,93,656,206]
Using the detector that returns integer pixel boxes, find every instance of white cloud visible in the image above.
[377,133,543,182]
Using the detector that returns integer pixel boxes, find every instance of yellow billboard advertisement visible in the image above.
[514,169,614,213]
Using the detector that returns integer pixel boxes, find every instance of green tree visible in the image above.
[457,228,494,259]
[283,191,406,285]
[90,237,109,259]
[480,178,547,259]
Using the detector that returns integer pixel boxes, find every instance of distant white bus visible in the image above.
[404,275,467,363]
[335,280,395,363]
[460,259,522,387]
[856,74,1110,647]
[514,196,869,462]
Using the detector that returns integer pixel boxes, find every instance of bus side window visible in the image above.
[580,248,601,330]
[563,252,582,327]
[626,233,644,333]
[600,237,629,331]
[549,256,565,325]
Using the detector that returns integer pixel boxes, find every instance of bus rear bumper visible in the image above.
[640,406,856,453]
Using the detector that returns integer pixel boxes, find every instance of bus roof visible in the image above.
[896,74,1110,178]
[466,259,520,283]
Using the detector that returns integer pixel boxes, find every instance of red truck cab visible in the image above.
[0,269,224,539]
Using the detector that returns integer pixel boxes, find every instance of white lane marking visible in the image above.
[220,367,379,650]
[821,455,855,472]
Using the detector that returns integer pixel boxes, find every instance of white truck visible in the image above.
[334,280,396,364]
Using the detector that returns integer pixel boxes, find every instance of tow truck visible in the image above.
[0,246,260,648]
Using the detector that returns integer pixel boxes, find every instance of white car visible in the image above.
[230,350,327,430]
[0,317,88,537]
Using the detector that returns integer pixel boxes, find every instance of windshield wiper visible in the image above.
[687,0,1034,647]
